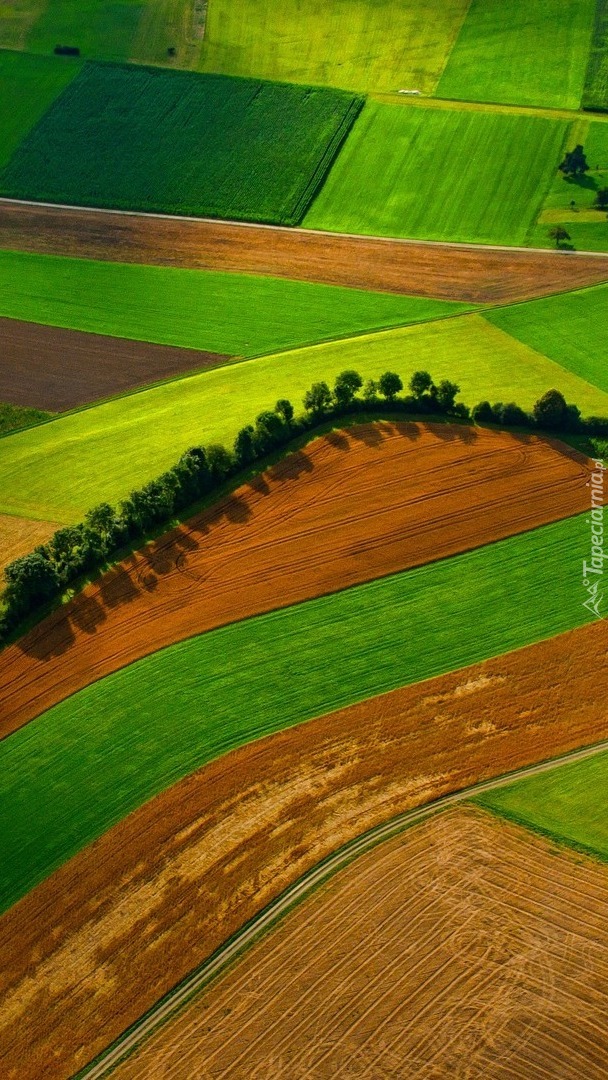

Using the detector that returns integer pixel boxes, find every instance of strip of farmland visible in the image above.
[0,513,597,917]
[0,317,233,411]
[1,622,607,1080]
[112,805,608,1080]
[0,423,593,736]
[2,201,608,303]
[3,315,608,524]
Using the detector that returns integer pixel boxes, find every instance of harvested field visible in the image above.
[0,423,593,736]
[1,200,608,303]
[114,805,608,1080]
[0,317,232,411]
[1,622,607,1080]
[0,514,60,576]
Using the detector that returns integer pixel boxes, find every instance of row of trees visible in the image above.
[2,370,607,640]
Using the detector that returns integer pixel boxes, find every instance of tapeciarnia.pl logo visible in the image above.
[582,460,606,620]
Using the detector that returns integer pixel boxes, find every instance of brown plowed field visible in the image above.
[1,200,608,302]
[0,316,232,411]
[0,513,59,576]
[0,622,607,1079]
[115,805,608,1080]
[0,423,592,737]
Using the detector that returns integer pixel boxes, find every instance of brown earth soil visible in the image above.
[0,316,232,411]
[0,422,593,738]
[1,200,607,303]
[0,514,59,577]
[1,621,607,1079]
[114,805,608,1080]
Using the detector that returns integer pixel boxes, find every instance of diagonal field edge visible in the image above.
[74,734,608,1079]
[0,513,595,917]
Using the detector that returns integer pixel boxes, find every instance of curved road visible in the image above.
[76,733,608,1078]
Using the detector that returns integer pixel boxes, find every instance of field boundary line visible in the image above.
[2,197,608,259]
[74,733,608,1079]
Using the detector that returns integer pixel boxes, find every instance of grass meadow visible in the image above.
[3,312,608,523]
[583,0,608,111]
[437,0,596,110]
[477,751,608,861]
[304,102,568,245]
[0,62,362,222]
[0,514,593,914]
[199,0,470,94]
[531,119,608,251]
[0,249,463,356]
[0,50,80,169]
[487,284,608,395]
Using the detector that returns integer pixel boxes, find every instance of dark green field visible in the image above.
[0,61,363,223]
[583,0,608,110]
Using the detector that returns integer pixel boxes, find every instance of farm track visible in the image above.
[2,618,607,1080]
[0,317,233,411]
[0,422,593,737]
[111,805,608,1080]
[1,200,608,302]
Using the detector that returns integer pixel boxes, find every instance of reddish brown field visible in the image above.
[0,513,59,576]
[0,622,606,1079]
[0,316,232,410]
[1,201,607,302]
[0,423,592,737]
[115,805,608,1080]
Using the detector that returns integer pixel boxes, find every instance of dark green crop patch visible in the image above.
[0,61,363,224]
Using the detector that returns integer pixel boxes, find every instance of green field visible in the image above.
[304,102,568,245]
[0,61,362,222]
[0,249,463,357]
[583,0,608,111]
[0,49,80,169]
[199,0,470,94]
[0,0,200,67]
[477,751,608,861]
[487,284,608,395]
[0,402,52,435]
[531,119,608,250]
[437,0,596,110]
[0,514,594,914]
[2,312,607,524]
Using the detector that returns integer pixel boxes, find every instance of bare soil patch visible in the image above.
[115,805,608,1080]
[0,513,60,576]
[0,423,592,737]
[1,200,607,302]
[0,316,232,411]
[1,621,606,1079]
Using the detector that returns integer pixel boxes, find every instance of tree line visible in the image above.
[2,368,607,642]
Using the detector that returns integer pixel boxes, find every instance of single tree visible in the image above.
[303,381,332,416]
[333,369,363,409]
[471,401,494,424]
[275,398,294,424]
[254,409,286,451]
[377,371,403,402]
[558,144,589,178]
[3,550,60,619]
[435,379,460,413]
[533,389,568,430]
[548,225,571,248]
[233,425,257,466]
[362,378,379,403]
[409,370,434,399]
[206,444,234,482]
[593,187,608,211]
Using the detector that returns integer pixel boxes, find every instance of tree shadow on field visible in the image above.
[16,605,76,660]
[324,430,351,452]
[564,174,598,192]
[348,423,388,449]
[424,422,478,445]
[268,450,314,483]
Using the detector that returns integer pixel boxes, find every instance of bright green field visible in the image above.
[0,49,80,169]
[437,0,596,110]
[0,514,593,914]
[2,312,608,523]
[487,285,608,395]
[476,751,608,861]
[583,0,608,111]
[0,249,461,357]
[199,0,470,94]
[531,119,608,251]
[0,0,199,67]
[0,61,361,223]
[304,102,568,245]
